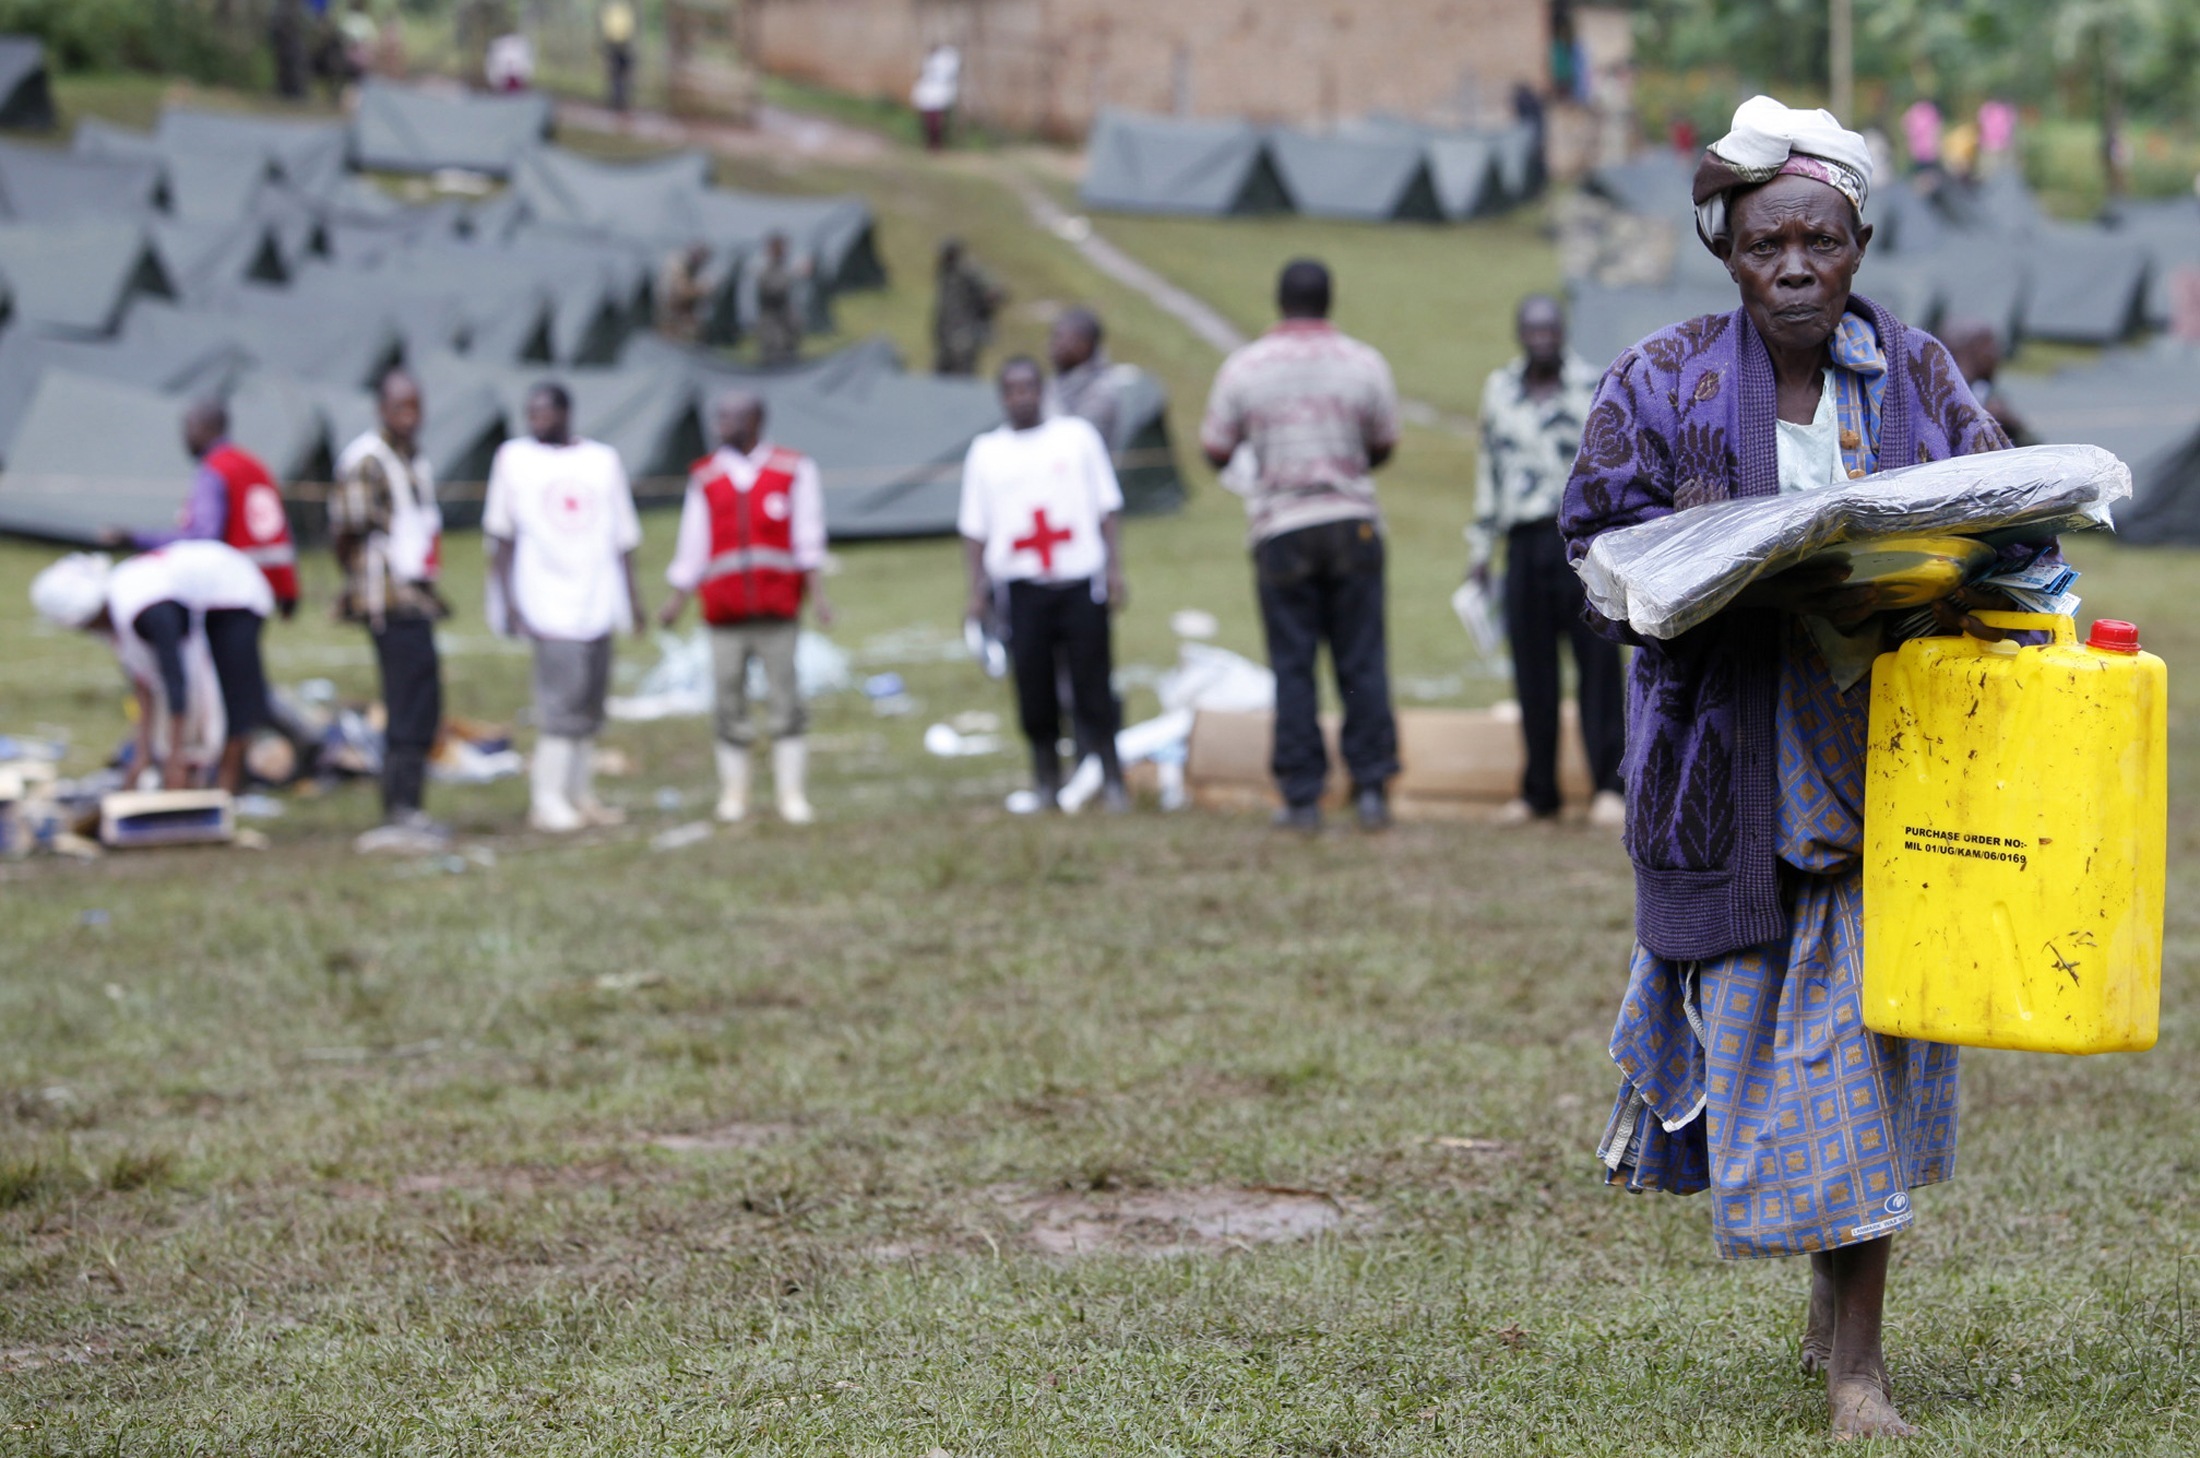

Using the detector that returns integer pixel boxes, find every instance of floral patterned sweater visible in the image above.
[1558,295,2013,961]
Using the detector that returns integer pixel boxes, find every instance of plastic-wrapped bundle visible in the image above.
[1575,443,2131,641]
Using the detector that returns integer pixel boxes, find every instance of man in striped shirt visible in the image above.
[1200,258,1401,832]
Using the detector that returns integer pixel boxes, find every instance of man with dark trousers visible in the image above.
[959,356,1129,813]
[1200,258,1402,832]
[1471,294,1624,828]
[333,368,452,854]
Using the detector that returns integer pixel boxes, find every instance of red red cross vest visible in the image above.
[206,443,298,607]
[695,447,807,624]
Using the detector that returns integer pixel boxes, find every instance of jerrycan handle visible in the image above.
[1968,610,2077,645]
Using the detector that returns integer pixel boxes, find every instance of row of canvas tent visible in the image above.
[1080,110,1541,223]
[0,335,1184,546]
[80,79,555,181]
[0,95,1183,544]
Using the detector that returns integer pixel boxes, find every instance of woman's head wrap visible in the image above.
[1692,95,1874,251]
[30,552,112,629]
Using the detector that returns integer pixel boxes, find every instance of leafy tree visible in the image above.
[1637,0,2200,122]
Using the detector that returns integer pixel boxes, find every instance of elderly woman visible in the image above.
[1561,98,2039,1440]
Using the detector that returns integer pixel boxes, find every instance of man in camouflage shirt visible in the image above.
[332,368,451,854]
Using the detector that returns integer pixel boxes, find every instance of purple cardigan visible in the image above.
[1558,296,2012,961]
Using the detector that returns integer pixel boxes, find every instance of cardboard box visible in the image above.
[1187,706,1595,821]
[98,789,235,849]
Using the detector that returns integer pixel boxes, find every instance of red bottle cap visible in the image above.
[2088,619,2141,654]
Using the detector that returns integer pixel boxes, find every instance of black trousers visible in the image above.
[373,615,443,817]
[1254,518,1399,807]
[1006,578,1119,787]
[1504,519,1625,814]
[135,603,268,741]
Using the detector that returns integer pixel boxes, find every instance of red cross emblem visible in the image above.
[1012,508,1074,571]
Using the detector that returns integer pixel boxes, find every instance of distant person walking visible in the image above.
[1977,99,2018,174]
[32,543,274,795]
[752,233,805,367]
[657,243,713,344]
[932,238,1004,377]
[601,0,637,113]
[960,357,1129,812]
[660,390,834,826]
[912,42,961,151]
[105,400,298,622]
[1902,97,1944,182]
[333,368,451,855]
[1200,259,1401,832]
[1045,306,1123,446]
[486,29,535,92]
[1472,295,1625,829]
[485,384,647,834]
[270,0,309,99]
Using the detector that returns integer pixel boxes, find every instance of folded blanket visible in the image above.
[1574,442,2131,641]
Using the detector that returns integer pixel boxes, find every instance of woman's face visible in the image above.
[1718,174,1873,356]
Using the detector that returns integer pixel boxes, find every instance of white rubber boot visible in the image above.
[773,737,814,825]
[569,736,625,827]
[714,741,751,824]
[528,736,583,832]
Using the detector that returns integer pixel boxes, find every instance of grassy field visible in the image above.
[2,77,2197,1455]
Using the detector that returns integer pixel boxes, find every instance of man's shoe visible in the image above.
[353,811,450,856]
[1588,789,1627,830]
[1493,798,1538,827]
[1272,803,1322,833]
[1100,780,1132,814]
[1354,786,1392,832]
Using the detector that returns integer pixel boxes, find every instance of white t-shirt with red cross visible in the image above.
[483,435,642,641]
[956,415,1122,586]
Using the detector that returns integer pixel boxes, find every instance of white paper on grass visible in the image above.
[1575,443,2131,641]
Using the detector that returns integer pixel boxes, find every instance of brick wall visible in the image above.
[745,0,1554,139]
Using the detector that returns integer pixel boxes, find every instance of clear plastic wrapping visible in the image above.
[1575,443,2131,641]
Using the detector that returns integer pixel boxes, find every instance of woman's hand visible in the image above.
[1927,586,2018,641]
[1735,562,1880,629]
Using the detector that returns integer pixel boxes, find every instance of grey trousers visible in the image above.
[532,636,613,738]
[711,618,806,746]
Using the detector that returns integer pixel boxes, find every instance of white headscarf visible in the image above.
[1693,95,1875,250]
[30,552,113,629]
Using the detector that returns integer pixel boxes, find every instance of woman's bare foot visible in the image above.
[1822,1237,1913,1438]
[1830,1372,1917,1440]
[1802,1254,1836,1376]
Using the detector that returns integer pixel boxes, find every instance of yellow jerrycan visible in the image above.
[1862,612,2166,1053]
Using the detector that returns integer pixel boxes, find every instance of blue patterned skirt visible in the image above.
[1598,633,1960,1259]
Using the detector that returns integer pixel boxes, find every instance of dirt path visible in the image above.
[995,170,1250,355]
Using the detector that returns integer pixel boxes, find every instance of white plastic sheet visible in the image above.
[1575,443,2130,641]
[608,628,852,721]
[1157,642,1274,715]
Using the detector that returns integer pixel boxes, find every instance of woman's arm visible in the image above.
[1559,354,1673,646]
